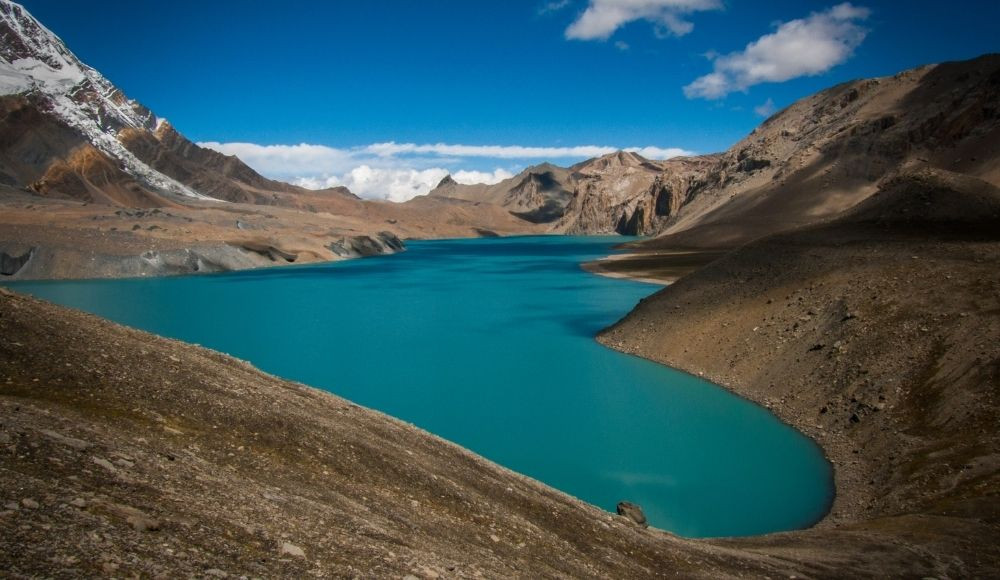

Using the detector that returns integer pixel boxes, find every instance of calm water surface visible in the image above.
[6,236,833,537]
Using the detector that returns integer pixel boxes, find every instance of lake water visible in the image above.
[5,236,833,537]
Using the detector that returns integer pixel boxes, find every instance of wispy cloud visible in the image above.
[538,0,572,15]
[754,97,776,117]
[199,141,695,202]
[565,0,722,41]
[363,141,692,160]
[684,3,871,99]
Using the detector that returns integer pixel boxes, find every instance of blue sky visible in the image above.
[21,0,1000,200]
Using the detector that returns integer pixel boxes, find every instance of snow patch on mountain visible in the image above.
[0,0,216,200]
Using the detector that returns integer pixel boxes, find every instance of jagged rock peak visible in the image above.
[0,0,154,131]
[436,174,457,188]
[0,0,213,200]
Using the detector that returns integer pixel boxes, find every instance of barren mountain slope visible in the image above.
[631,54,1000,250]
[599,169,1000,576]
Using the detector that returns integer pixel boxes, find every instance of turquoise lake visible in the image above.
[5,236,833,537]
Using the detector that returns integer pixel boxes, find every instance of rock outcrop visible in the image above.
[0,245,31,275]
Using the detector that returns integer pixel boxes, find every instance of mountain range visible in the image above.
[1,0,998,282]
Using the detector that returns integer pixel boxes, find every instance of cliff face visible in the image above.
[557,154,720,235]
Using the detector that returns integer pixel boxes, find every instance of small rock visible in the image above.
[21,498,39,509]
[489,534,500,543]
[91,457,116,472]
[616,501,648,528]
[127,514,161,532]
[41,430,92,450]
[4,502,18,511]
[280,542,305,558]
[204,569,228,578]
[69,498,87,508]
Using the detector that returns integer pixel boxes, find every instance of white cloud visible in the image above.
[198,142,356,176]
[684,3,870,99]
[565,0,721,41]
[754,97,776,117]
[292,167,515,203]
[614,40,630,51]
[453,168,517,184]
[200,140,693,202]
[539,0,571,15]
[363,141,693,160]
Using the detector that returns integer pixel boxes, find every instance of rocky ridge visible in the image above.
[630,53,1000,250]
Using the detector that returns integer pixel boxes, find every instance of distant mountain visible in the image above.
[429,151,690,233]
[429,162,573,223]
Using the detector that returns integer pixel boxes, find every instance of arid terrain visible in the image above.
[2,0,999,576]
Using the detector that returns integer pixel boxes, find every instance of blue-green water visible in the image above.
[4,236,832,537]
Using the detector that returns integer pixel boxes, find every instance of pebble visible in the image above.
[91,457,117,472]
[280,542,305,558]
[69,498,87,508]
[21,498,39,509]
[127,514,161,532]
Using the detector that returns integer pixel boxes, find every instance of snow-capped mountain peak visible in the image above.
[0,0,215,200]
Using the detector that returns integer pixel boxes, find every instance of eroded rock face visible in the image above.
[616,501,648,528]
[0,246,32,275]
